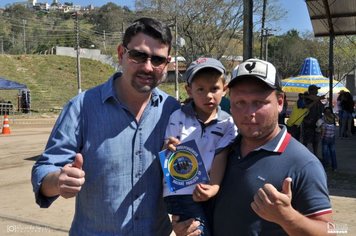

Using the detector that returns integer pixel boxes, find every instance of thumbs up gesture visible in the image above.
[250,177,294,225]
[58,153,86,199]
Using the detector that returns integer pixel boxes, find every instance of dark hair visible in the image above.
[123,17,172,54]
[323,106,333,113]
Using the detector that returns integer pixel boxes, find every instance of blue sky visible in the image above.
[0,0,313,35]
[276,0,313,34]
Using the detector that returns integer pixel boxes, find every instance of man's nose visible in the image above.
[141,59,154,72]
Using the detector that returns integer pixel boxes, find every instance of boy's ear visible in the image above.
[185,84,192,98]
[223,84,228,95]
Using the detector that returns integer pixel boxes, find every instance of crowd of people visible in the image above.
[31,17,349,236]
[285,85,355,172]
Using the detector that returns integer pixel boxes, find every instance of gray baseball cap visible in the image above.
[183,57,225,84]
[229,58,281,90]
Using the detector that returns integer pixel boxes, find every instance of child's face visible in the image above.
[186,75,226,116]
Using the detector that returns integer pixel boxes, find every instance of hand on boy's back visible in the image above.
[166,136,181,152]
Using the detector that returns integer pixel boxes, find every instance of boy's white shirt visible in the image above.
[162,103,237,197]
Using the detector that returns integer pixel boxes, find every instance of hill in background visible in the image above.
[0,54,115,111]
[0,55,182,113]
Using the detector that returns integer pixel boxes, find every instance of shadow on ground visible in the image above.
[24,155,40,161]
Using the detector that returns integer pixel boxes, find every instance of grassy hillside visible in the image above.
[0,55,186,113]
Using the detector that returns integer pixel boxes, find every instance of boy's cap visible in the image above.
[228,58,281,90]
[183,57,225,84]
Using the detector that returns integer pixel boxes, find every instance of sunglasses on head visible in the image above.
[124,47,168,67]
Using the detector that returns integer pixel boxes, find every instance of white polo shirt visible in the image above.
[163,102,238,197]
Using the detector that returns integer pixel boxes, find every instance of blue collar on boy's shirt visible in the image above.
[100,71,163,107]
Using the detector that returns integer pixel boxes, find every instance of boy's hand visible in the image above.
[165,136,180,152]
[193,183,220,202]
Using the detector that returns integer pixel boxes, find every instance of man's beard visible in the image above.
[131,71,161,93]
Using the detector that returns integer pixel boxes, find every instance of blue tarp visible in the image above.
[0,77,27,90]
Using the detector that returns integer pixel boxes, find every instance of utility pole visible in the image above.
[260,0,267,59]
[103,30,106,53]
[73,12,82,94]
[174,16,179,100]
[243,0,253,60]
[262,28,274,61]
[0,37,3,54]
[23,19,27,54]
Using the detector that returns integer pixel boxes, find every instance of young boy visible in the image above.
[163,57,237,235]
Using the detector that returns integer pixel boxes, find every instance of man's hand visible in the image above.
[251,177,294,225]
[193,183,219,202]
[171,215,201,236]
[58,153,85,199]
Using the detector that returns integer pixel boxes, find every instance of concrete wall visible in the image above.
[55,46,119,70]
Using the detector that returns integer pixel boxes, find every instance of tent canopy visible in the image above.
[0,77,27,90]
[282,57,349,95]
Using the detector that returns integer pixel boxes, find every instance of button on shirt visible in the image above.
[31,72,180,236]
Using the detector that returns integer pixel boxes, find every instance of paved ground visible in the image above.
[0,116,355,235]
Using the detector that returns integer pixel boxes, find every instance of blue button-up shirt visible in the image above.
[31,72,180,236]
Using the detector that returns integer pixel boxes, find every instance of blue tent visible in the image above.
[0,77,27,90]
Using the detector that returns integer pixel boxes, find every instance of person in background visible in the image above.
[302,85,324,157]
[340,91,354,138]
[173,59,334,236]
[336,90,345,137]
[31,17,180,236]
[286,92,308,141]
[219,95,231,114]
[163,57,237,235]
[320,107,338,171]
[278,93,288,125]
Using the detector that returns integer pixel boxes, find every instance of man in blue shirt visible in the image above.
[173,59,334,236]
[31,17,180,235]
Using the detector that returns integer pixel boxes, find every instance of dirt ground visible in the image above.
[0,116,355,235]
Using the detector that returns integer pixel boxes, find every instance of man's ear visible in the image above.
[117,44,124,64]
[277,93,285,112]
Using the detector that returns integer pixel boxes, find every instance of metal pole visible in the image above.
[328,35,334,108]
[174,16,179,100]
[23,19,27,54]
[260,0,267,59]
[265,35,269,61]
[243,0,253,60]
[103,30,106,53]
[0,37,3,54]
[74,12,82,94]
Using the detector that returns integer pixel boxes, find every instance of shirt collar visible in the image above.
[267,126,291,153]
[235,125,291,154]
[101,72,121,103]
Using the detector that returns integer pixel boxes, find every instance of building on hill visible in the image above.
[3,0,90,13]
